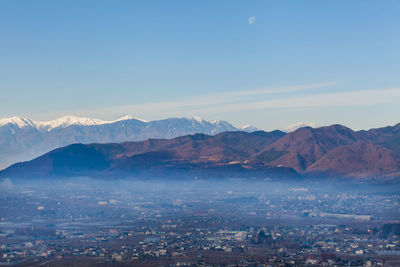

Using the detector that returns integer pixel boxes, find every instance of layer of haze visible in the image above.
[1,1,399,130]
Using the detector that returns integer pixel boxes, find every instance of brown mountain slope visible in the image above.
[357,123,400,155]
[115,130,285,163]
[306,141,400,178]
[357,123,400,143]
[1,124,400,180]
[1,131,288,178]
[254,125,358,172]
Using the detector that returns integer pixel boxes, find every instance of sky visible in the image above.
[0,0,399,131]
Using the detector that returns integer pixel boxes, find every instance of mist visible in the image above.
[1,176,399,265]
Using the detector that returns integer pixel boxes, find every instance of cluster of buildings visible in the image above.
[0,181,399,265]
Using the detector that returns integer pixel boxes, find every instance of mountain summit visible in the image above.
[0,116,258,169]
[0,115,148,130]
[1,123,400,180]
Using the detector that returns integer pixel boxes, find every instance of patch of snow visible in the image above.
[113,115,148,123]
[0,115,150,130]
[0,116,37,128]
[282,121,318,132]
[240,125,260,132]
[37,116,107,129]
[192,116,205,123]
[0,115,255,134]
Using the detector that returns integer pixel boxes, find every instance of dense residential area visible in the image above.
[1,179,399,266]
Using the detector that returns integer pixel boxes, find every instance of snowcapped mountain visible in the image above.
[240,124,260,132]
[281,121,318,133]
[0,115,148,130]
[0,116,37,128]
[37,116,108,129]
[0,115,258,169]
[4,122,400,180]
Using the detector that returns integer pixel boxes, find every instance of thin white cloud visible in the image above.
[32,84,400,122]
[225,82,334,98]
[73,82,333,117]
[193,87,400,114]
[248,16,256,25]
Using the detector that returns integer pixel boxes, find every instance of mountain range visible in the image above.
[1,122,400,180]
[0,115,258,169]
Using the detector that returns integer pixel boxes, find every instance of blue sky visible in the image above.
[1,0,399,130]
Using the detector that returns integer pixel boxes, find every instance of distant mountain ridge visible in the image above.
[2,123,400,180]
[0,115,258,169]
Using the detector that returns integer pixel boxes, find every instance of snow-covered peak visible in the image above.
[240,125,260,132]
[38,115,150,129]
[37,116,108,129]
[0,115,255,133]
[114,115,148,123]
[190,117,257,132]
[282,121,317,133]
[192,116,205,123]
[115,115,134,121]
[0,115,149,130]
[0,116,37,128]
[210,119,227,125]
